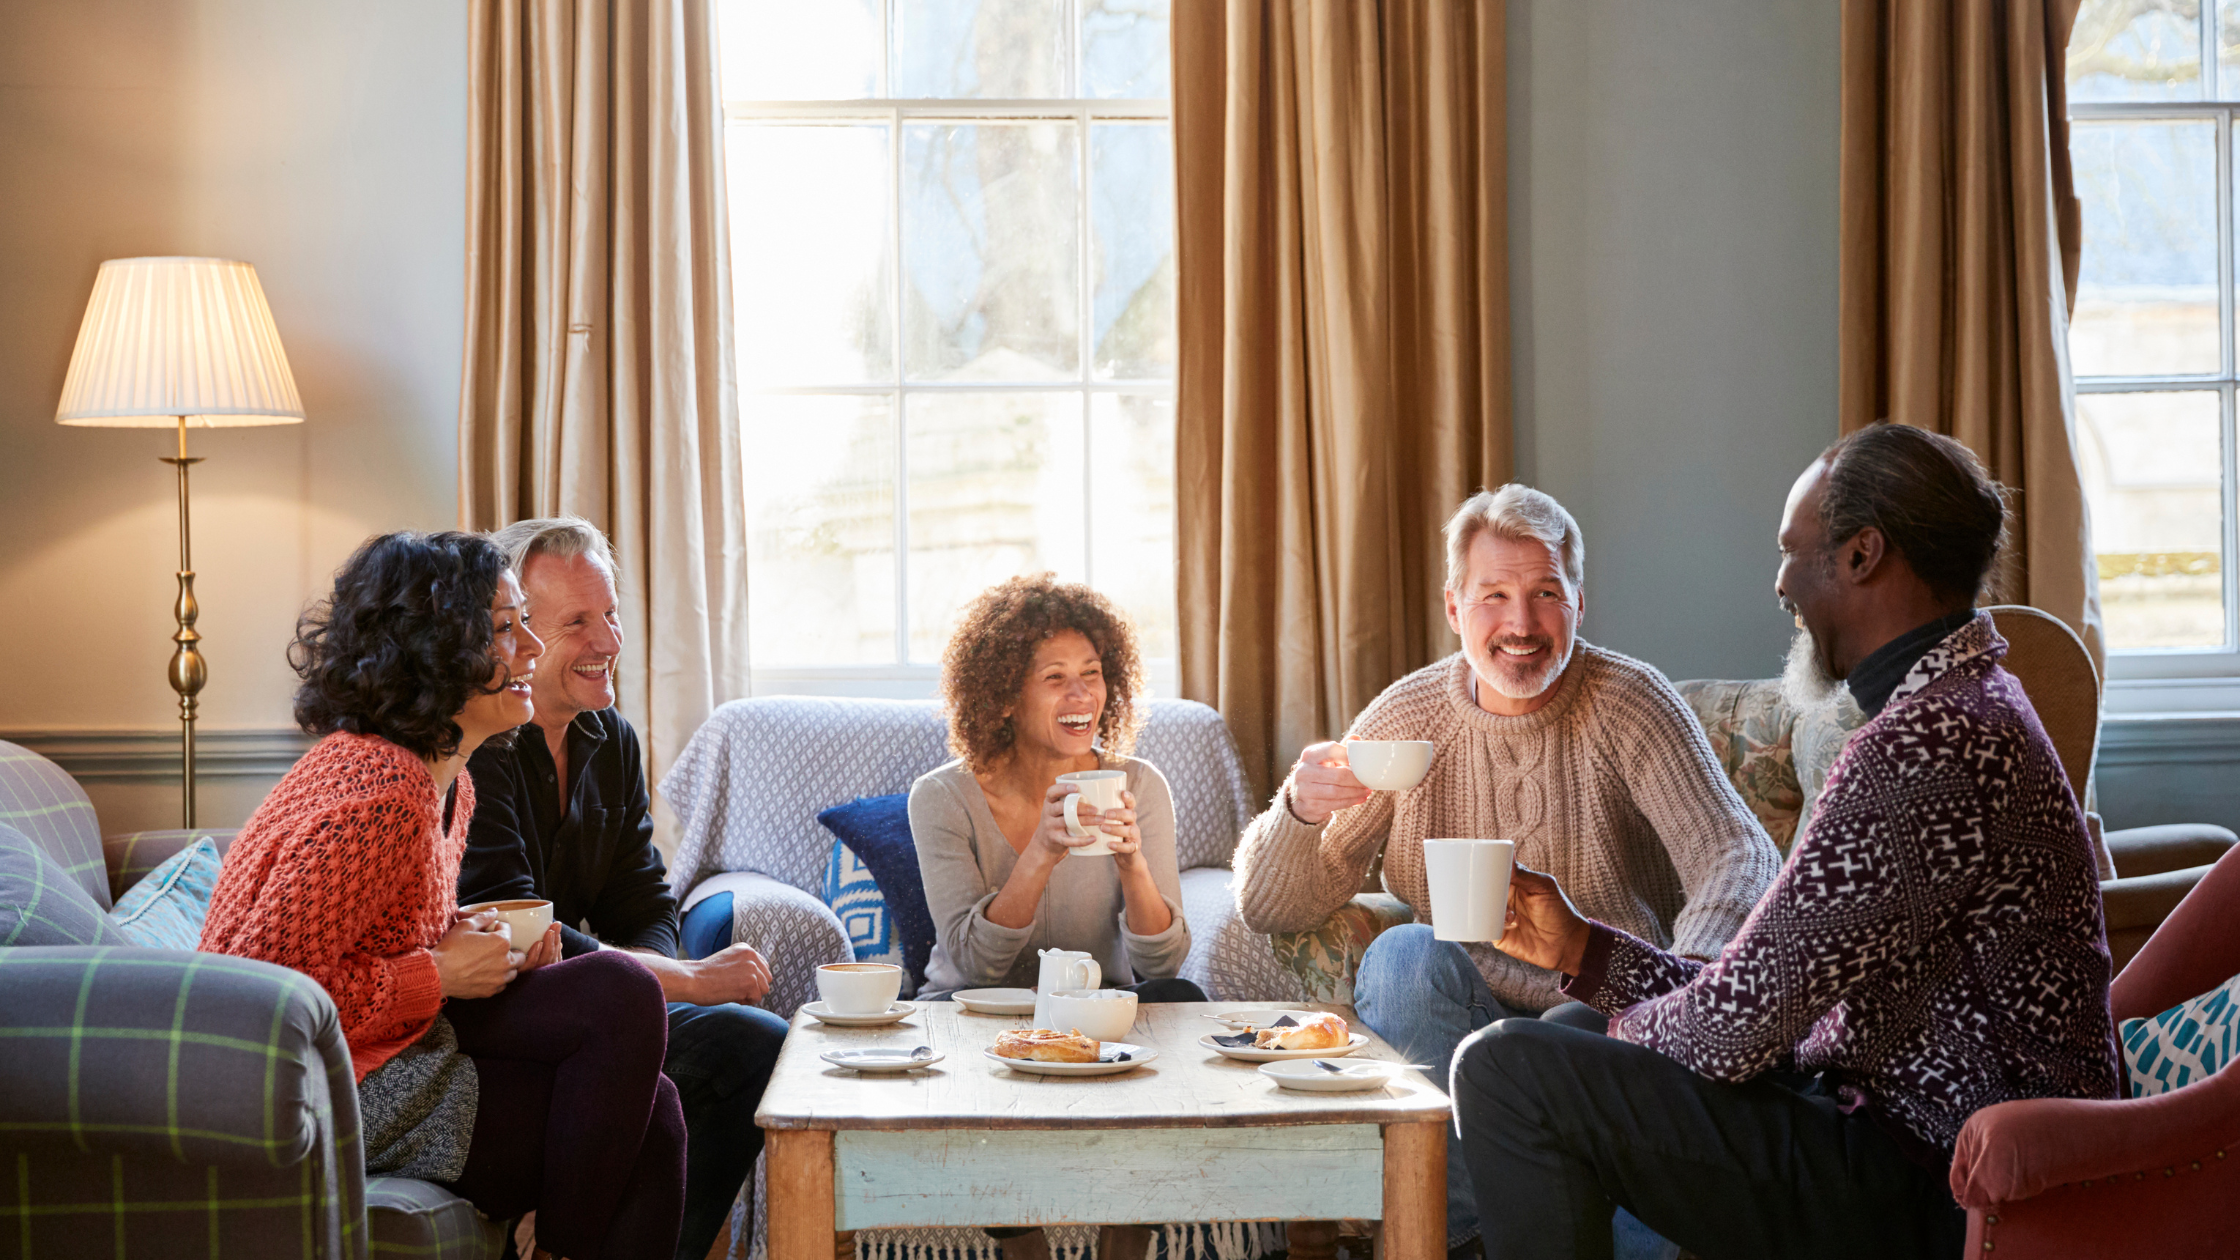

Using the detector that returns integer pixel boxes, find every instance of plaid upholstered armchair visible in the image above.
[0,740,503,1259]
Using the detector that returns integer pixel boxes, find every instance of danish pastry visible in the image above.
[994,1028,1100,1063]
[1253,1012,1349,1051]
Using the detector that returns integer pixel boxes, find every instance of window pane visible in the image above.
[1083,0,1171,99]
[2077,391,2227,649]
[905,392,1086,660]
[729,124,894,387]
[2219,0,2240,95]
[1089,393,1176,661]
[717,0,881,100]
[904,122,1080,380]
[894,0,1067,99]
[746,395,898,664]
[2069,0,2202,102]
[2070,120,2218,377]
[1092,123,1176,380]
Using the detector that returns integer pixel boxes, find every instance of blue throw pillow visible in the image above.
[822,838,906,977]
[680,891,734,961]
[107,837,222,950]
[2121,969,2240,1098]
[0,822,126,947]
[817,793,936,988]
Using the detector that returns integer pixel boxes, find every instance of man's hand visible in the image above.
[433,911,520,999]
[1286,741,1372,826]
[688,942,773,1006]
[1496,864,1592,976]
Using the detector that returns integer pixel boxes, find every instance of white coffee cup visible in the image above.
[1346,740,1435,791]
[815,962,903,1015]
[1056,769,1127,857]
[1045,988,1137,1042]
[459,898,554,951]
[1421,839,1516,943]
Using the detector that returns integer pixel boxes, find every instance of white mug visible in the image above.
[1345,740,1435,791]
[459,898,554,951]
[1056,769,1127,858]
[1032,949,1102,1029]
[1421,838,1516,943]
[1045,988,1137,1042]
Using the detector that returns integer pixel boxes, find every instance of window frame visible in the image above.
[722,5,1178,700]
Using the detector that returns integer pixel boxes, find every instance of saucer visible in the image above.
[1258,1058,1395,1092]
[820,1047,944,1073]
[952,988,1038,1015]
[1199,1032,1370,1063]
[802,1001,915,1027]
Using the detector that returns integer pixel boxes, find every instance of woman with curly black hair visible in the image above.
[201,531,684,1260]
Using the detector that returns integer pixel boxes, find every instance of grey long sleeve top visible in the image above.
[908,754,1191,994]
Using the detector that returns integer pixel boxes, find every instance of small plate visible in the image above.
[983,1043,1158,1076]
[1258,1059,1396,1092]
[802,1001,915,1027]
[1206,1009,1320,1029]
[952,988,1038,1016]
[1199,1032,1370,1063]
[820,1047,944,1073]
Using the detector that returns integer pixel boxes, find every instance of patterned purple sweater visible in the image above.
[1564,614,2121,1163]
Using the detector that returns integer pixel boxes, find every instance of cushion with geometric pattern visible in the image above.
[819,793,937,989]
[2121,969,2240,1097]
[822,835,908,978]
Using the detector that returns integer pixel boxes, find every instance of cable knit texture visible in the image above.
[1233,645,1782,1012]
[201,732,474,1082]
[1564,615,2123,1161]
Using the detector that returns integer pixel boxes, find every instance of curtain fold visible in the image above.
[459,0,747,823]
[1838,0,2102,667]
[1173,0,1510,800]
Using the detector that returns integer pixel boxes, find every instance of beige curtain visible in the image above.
[1838,0,2103,667]
[458,0,747,813]
[1174,0,1510,799]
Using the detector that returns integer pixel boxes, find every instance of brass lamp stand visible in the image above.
[163,418,208,827]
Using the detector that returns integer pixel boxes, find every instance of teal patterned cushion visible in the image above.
[2121,970,2240,1097]
[822,837,906,973]
[107,836,221,950]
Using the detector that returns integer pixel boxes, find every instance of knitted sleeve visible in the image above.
[909,770,1034,988]
[223,794,445,1051]
[1594,659,1783,958]
[1568,719,1953,1083]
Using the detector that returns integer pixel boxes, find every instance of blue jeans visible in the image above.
[1353,925,1676,1260]
[664,1001,790,1260]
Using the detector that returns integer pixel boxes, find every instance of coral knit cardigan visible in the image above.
[201,731,474,1082]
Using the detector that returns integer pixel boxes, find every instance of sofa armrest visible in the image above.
[1265,894,1416,1004]
[0,947,357,1171]
[2108,824,2240,880]
[1950,1068,2240,1210]
[104,828,239,902]
[2103,864,2220,975]
[683,873,854,1017]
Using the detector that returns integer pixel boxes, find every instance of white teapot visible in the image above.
[1031,948,1102,1029]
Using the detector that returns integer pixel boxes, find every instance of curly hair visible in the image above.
[290,531,513,761]
[939,574,1145,773]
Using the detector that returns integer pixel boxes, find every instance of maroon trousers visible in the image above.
[442,950,685,1260]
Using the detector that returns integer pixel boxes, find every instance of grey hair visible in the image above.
[486,515,618,583]
[1442,485,1585,591]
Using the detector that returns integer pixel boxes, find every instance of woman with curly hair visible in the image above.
[200,531,683,1260]
[910,573,1201,1002]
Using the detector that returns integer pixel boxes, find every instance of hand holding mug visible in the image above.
[1033,781,1111,858]
[1287,741,1371,825]
[434,911,520,998]
[1496,864,1592,976]
[517,921,564,972]
[1080,789,1144,868]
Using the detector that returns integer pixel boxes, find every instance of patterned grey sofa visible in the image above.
[660,695,1302,1016]
[0,739,502,1259]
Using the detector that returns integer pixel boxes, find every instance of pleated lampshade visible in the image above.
[55,256,305,428]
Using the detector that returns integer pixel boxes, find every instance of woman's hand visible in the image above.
[433,911,521,999]
[1087,790,1147,871]
[516,921,563,972]
[1029,782,1113,860]
[1495,864,1593,976]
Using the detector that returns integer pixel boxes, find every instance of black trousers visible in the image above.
[1451,1019,1966,1260]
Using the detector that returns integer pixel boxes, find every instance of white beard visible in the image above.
[1479,635,1575,700]
[1780,627,1844,713]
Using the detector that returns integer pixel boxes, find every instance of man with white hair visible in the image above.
[1232,485,1782,1254]
[458,516,785,1260]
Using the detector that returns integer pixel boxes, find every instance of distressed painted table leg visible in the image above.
[1290,1220,1340,1260]
[1379,1121,1446,1260]
[767,1130,836,1260]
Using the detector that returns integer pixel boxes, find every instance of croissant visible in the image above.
[1253,1012,1349,1051]
[994,1028,1100,1063]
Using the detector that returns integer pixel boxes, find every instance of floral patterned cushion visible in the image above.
[1676,677,1805,854]
[1268,893,1416,1004]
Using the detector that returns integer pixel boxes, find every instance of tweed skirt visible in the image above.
[357,1014,479,1183]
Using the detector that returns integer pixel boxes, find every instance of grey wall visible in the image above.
[0,0,467,831]
[1510,0,1840,684]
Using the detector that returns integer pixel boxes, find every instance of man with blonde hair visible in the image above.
[459,516,784,1260]
[1232,485,1781,1254]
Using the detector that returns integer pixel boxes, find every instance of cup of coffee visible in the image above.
[1346,740,1435,791]
[1421,839,1516,943]
[459,898,554,951]
[1056,769,1127,857]
[816,962,903,1015]
[1045,988,1138,1042]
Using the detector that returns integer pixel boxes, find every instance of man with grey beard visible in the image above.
[1231,484,1783,1255]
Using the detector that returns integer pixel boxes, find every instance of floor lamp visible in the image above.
[54,257,306,828]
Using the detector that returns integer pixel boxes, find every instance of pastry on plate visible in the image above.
[994,1028,1100,1063]
[1253,1011,1349,1051]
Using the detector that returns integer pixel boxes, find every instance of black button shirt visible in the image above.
[459,707,680,960]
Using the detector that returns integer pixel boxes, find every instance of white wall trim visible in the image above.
[0,728,313,782]
[2100,712,2240,768]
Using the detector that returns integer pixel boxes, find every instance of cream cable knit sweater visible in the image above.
[1233,646,1782,1012]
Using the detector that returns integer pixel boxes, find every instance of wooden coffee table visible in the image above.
[758,1001,1449,1260]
